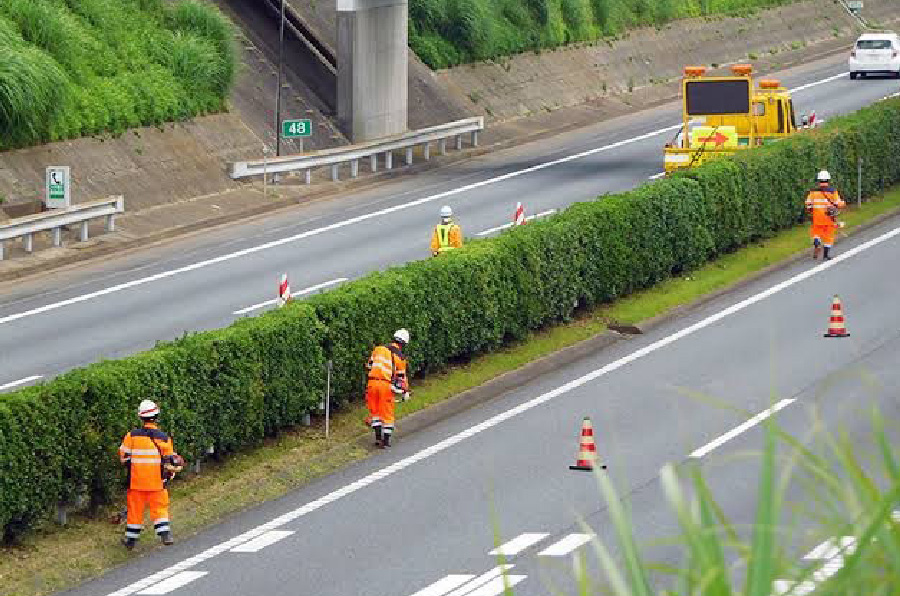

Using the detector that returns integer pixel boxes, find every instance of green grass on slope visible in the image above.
[410,0,801,69]
[0,0,236,150]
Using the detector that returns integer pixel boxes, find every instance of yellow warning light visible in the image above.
[730,64,753,76]
[759,79,781,89]
[684,66,706,77]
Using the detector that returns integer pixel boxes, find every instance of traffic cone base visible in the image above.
[569,416,606,471]
[824,295,849,338]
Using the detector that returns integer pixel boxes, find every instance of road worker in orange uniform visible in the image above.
[365,329,410,448]
[431,206,463,256]
[805,170,846,261]
[119,400,184,550]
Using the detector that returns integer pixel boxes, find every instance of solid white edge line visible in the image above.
[488,533,549,556]
[689,398,795,458]
[537,533,593,557]
[229,529,295,553]
[410,575,476,596]
[649,172,667,180]
[135,571,208,595]
[104,223,900,596]
[2,70,851,329]
[476,210,557,236]
[232,278,349,315]
[0,375,43,392]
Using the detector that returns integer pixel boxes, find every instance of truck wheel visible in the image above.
[849,72,857,80]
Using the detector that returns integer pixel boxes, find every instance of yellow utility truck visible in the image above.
[664,64,803,174]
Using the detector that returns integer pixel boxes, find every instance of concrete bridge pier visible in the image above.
[337,0,408,143]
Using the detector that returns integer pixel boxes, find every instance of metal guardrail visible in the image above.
[230,117,485,181]
[0,195,124,260]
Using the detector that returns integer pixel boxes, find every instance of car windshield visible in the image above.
[857,39,893,50]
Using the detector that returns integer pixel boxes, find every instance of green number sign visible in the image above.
[282,119,312,138]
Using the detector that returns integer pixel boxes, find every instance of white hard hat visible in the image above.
[393,328,410,345]
[440,205,453,219]
[817,170,831,182]
[138,400,159,419]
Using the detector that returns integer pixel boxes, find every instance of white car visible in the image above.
[849,32,900,79]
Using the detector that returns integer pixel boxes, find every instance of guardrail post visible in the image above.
[0,242,4,260]
[106,214,115,233]
[423,142,430,161]
[79,221,89,242]
[305,169,312,185]
[405,147,413,166]
[439,138,447,155]
[350,159,359,178]
[370,154,377,173]
[385,151,393,170]
[52,227,62,247]
[471,130,479,147]
[332,164,340,182]
[456,135,463,151]
[23,233,33,253]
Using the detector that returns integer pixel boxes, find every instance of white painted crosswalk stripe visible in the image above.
[538,533,592,556]
[409,575,476,596]
[136,571,207,595]
[488,533,549,556]
[229,530,295,553]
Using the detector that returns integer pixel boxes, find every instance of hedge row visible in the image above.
[0,0,236,150]
[409,0,801,69]
[1,97,898,541]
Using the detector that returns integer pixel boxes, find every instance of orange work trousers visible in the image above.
[810,223,838,247]
[365,379,395,428]
[125,489,171,539]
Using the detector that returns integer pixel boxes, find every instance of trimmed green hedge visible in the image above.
[1,97,899,541]
[0,0,236,150]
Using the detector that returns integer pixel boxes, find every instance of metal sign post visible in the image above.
[857,156,863,207]
[325,360,332,439]
[45,166,71,209]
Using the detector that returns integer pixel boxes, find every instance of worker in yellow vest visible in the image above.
[431,206,463,256]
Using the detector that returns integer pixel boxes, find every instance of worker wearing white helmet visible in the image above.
[118,400,184,550]
[365,329,410,448]
[805,170,846,261]
[430,205,463,256]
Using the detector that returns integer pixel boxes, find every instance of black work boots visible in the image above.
[160,531,174,545]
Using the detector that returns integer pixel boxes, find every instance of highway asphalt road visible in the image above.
[0,55,898,390]
[58,204,900,596]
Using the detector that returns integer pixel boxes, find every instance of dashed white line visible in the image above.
[233,278,348,315]
[0,375,42,392]
[229,530,294,553]
[410,575,476,596]
[476,210,557,236]
[537,533,593,556]
[649,172,667,180]
[465,575,527,596]
[444,566,513,596]
[689,398,795,458]
[772,536,856,595]
[135,572,207,595]
[106,224,900,596]
[488,533,549,556]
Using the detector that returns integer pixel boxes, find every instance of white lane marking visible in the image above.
[465,575,527,596]
[105,223,900,596]
[476,210,557,236]
[0,375,42,392]
[136,572,207,595]
[649,172,667,180]
[488,533,549,556]
[689,398,796,458]
[229,530,294,553]
[445,566,513,596]
[537,533,593,556]
[232,277,348,315]
[409,575,476,596]
[772,536,856,595]
[0,69,848,329]
[788,71,848,93]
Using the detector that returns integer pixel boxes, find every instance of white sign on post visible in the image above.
[45,166,71,209]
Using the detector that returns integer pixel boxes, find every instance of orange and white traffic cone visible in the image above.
[277,273,291,307]
[514,202,526,226]
[824,295,849,338]
[569,417,606,471]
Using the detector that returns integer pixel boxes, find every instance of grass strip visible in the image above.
[2,187,899,596]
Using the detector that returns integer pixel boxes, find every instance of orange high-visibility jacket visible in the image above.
[430,223,462,254]
[119,423,174,491]
[805,187,846,227]
[367,342,408,391]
